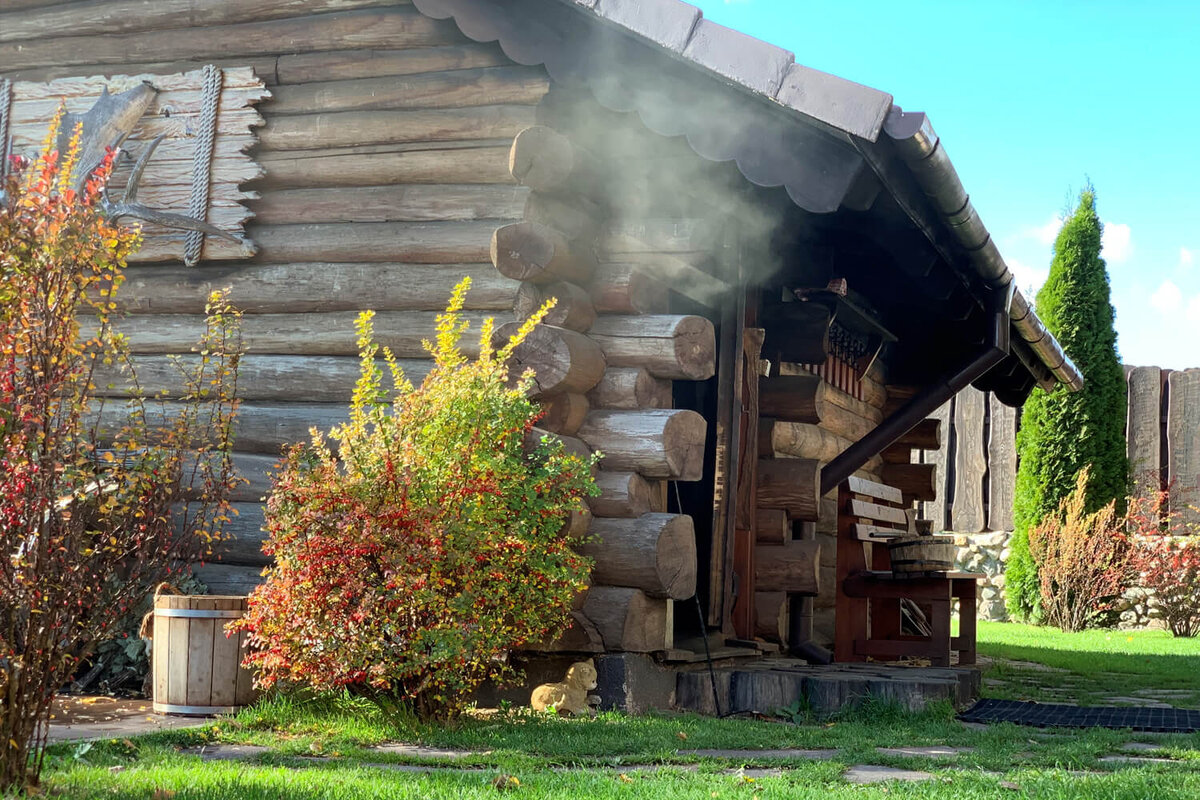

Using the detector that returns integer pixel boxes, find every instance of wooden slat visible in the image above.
[166,615,189,706]
[207,597,241,707]
[1167,369,1200,524]
[987,394,1017,532]
[952,387,986,533]
[844,475,901,504]
[1127,366,1162,484]
[851,523,904,542]
[845,498,907,527]
[185,613,215,706]
[921,403,951,532]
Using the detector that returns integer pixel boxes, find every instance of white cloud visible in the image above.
[1024,216,1062,246]
[1150,279,1183,313]
[1181,247,1195,271]
[1102,222,1132,263]
[1006,257,1049,295]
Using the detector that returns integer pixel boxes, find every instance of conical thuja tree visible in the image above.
[1006,187,1128,622]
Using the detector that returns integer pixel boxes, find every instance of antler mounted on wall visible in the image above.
[3,67,269,265]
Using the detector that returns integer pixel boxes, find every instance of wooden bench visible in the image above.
[834,476,980,667]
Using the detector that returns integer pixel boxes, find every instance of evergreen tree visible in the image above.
[1006,188,1128,621]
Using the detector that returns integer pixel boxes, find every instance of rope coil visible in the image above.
[183,65,223,266]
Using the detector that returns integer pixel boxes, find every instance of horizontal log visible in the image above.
[897,418,942,450]
[818,402,878,443]
[590,471,656,519]
[822,381,884,425]
[495,322,606,397]
[602,251,727,310]
[258,105,536,151]
[576,409,705,481]
[126,231,256,264]
[759,374,825,424]
[92,354,432,403]
[275,43,509,84]
[0,0,409,44]
[537,393,589,436]
[755,541,821,595]
[251,184,530,225]
[589,263,669,315]
[755,508,790,546]
[881,462,938,503]
[524,427,593,468]
[269,67,547,115]
[491,221,595,284]
[580,513,697,600]
[90,402,350,455]
[533,610,603,654]
[117,262,519,314]
[256,144,513,189]
[523,192,601,241]
[514,281,596,332]
[210,502,270,566]
[558,507,592,541]
[0,55,280,86]
[760,420,844,463]
[107,311,490,358]
[0,7,465,71]
[587,367,672,410]
[756,458,821,521]
[249,221,499,264]
[588,316,716,381]
[579,587,672,653]
[190,563,264,597]
[754,591,789,643]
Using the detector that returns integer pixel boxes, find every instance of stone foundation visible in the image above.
[951,531,1012,622]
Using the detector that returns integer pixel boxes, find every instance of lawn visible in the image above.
[36,623,1200,798]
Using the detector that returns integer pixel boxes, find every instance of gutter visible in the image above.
[883,108,1085,394]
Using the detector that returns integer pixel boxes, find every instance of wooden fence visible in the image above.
[917,366,1200,533]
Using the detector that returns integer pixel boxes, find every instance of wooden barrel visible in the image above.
[152,595,256,716]
[887,535,955,574]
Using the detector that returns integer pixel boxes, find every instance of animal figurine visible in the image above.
[530,660,599,716]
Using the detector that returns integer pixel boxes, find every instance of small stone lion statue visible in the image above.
[530,660,599,716]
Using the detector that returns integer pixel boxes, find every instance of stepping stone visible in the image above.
[1099,755,1178,764]
[958,721,990,732]
[843,765,934,784]
[1132,689,1195,699]
[680,748,837,760]
[1103,697,1173,708]
[877,746,971,758]
[371,744,489,759]
[1120,742,1163,752]
[184,744,270,762]
[994,660,1069,673]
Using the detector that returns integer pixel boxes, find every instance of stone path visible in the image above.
[47,696,210,743]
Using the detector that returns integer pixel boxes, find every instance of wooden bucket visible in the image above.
[152,595,255,716]
[887,535,956,574]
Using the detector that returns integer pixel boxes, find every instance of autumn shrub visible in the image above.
[0,116,242,791]
[234,279,598,721]
[1026,467,1131,632]
[1127,478,1200,637]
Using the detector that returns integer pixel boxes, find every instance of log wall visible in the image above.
[0,0,725,656]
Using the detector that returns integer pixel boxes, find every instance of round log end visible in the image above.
[508,126,574,191]
[663,409,707,482]
[671,316,716,381]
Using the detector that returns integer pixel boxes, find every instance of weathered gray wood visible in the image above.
[577,409,706,481]
[0,8,465,71]
[251,185,530,225]
[987,395,1017,531]
[755,508,790,546]
[1167,369,1200,523]
[494,322,606,396]
[756,458,821,522]
[587,367,672,410]
[275,43,509,84]
[117,263,519,315]
[249,221,499,264]
[579,587,672,653]
[93,354,431,402]
[758,374,825,424]
[0,0,411,43]
[514,281,596,332]
[754,541,820,594]
[256,144,514,189]
[952,388,987,533]
[536,392,589,436]
[881,462,937,503]
[591,471,656,519]
[1127,366,1163,488]
[589,263,669,315]
[107,311,489,358]
[270,67,546,115]
[922,403,951,532]
[491,221,596,284]
[754,591,789,643]
[508,125,599,193]
[580,513,697,600]
[761,420,854,464]
[208,502,270,566]
[587,315,716,381]
[523,191,601,241]
[190,563,264,596]
[258,105,536,151]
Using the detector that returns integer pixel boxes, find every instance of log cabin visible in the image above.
[0,0,1081,676]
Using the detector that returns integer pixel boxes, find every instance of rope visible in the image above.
[0,79,12,179]
[183,65,223,266]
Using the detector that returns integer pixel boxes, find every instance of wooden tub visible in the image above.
[152,595,255,716]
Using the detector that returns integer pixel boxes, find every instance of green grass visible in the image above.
[977,621,1200,707]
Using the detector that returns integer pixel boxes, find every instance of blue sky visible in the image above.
[692,0,1200,369]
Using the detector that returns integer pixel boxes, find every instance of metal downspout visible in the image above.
[819,283,1015,496]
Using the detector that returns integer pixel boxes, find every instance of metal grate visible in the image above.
[960,698,1200,733]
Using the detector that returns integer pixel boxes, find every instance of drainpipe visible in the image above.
[819,282,1014,496]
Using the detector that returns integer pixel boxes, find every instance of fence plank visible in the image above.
[1167,369,1200,524]
[1127,366,1162,490]
[987,395,1017,532]
[921,402,951,532]
[952,387,987,533]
